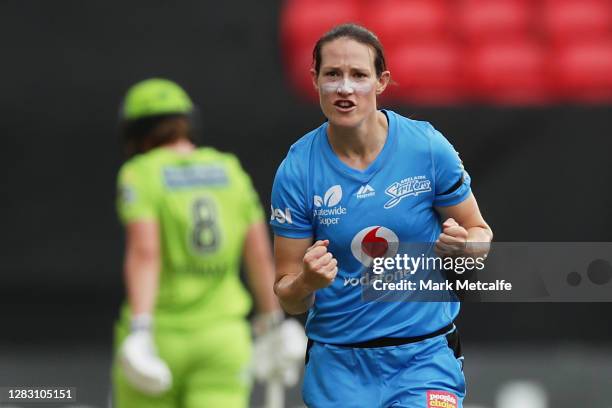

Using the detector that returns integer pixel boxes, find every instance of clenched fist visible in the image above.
[435,218,469,257]
[301,240,338,290]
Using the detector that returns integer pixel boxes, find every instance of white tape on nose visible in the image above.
[337,78,354,94]
[320,78,373,95]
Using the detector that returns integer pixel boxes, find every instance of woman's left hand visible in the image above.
[435,218,469,257]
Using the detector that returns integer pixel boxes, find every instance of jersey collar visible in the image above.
[319,109,397,182]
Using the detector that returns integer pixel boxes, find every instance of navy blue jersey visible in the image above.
[271,110,471,344]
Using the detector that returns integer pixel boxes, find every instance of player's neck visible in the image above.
[327,110,388,169]
[162,138,196,154]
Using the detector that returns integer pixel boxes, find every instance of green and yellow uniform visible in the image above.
[113,146,264,408]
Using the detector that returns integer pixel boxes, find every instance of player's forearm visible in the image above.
[466,225,493,258]
[243,222,282,314]
[247,265,281,314]
[124,249,160,316]
[245,254,281,314]
[274,273,315,315]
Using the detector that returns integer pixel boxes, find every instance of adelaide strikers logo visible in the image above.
[350,226,399,266]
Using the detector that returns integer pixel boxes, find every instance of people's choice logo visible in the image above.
[270,205,292,224]
[314,185,347,226]
[384,175,432,209]
[426,391,458,408]
[350,226,399,266]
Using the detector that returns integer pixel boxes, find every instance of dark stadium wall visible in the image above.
[1,1,611,345]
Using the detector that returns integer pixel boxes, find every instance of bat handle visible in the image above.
[264,377,285,408]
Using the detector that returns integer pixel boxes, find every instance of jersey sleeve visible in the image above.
[116,160,158,224]
[270,151,312,238]
[429,125,472,207]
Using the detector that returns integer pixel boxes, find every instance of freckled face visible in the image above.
[313,38,386,129]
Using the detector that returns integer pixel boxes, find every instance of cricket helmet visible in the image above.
[121,78,193,121]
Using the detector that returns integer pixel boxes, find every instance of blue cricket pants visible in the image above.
[302,327,465,408]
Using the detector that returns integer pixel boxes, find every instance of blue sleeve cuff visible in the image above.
[271,224,313,239]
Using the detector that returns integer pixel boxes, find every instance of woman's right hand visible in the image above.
[274,236,335,315]
[301,240,338,290]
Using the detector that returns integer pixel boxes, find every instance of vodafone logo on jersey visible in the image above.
[350,226,399,266]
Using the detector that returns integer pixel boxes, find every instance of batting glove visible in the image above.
[118,314,172,395]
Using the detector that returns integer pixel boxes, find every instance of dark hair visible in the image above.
[121,114,195,158]
[312,23,387,78]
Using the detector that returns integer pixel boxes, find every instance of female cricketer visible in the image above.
[270,24,493,408]
[114,78,297,407]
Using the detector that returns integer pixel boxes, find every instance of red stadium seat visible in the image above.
[464,39,550,104]
[281,0,361,101]
[281,0,361,51]
[285,45,318,100]
[549,39,612,102]
[541,0,612,44]
[362,0,451,48]
[457,0,533,43]
[386,40,464,105]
